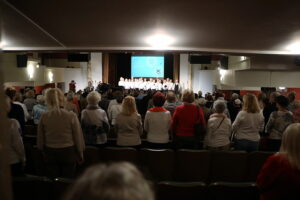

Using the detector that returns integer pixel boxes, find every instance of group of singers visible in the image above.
[118,77,180,91]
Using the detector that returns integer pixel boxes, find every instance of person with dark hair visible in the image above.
[287,91,297,111]
[144,92,171,149]
[109,94,123,126]
[265,95,294,152]
[263,92,279,127]
[64,162,154,200]
[5,87,25,135]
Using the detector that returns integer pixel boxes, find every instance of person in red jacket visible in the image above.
[257,123,300,200]
[172,89,205,149]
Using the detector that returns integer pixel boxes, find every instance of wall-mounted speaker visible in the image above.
[16,54,28,68]
[68,53,90,62]
[189,55,211,64]
[220,56,228,69]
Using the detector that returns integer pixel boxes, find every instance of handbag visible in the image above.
[194,107,206,140]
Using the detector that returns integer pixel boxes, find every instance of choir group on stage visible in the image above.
[118,77,180,92]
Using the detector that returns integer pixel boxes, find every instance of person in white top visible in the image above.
[118,77,125,87]
[81,91,110,145]
[232,93,264,152]
[107,90,123,118]
[124,79,130,90]
[168,79,174,91]
[162,80,168,91]
[150,80,156,90]
[5,97,26,176]
[109,95,123,126]
[144,92,171,148]
[155,79,162,91]
[204,100,232,150]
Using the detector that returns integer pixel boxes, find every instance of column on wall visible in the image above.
[173,54,180,82]
[102,53,109,83]
[90,53,102,85]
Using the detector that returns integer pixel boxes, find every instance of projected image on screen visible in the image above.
[131,56,164,78]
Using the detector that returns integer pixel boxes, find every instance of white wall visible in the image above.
[90,52,102,84]
[192,69,215,94]
[179,54,191,90]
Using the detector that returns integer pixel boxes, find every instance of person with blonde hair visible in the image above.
[257,123,300,200]
[23,89,37,117]
[81,91,109,145]
[232,93,264,152]
[115,96,142,147]
[64,162,154,200]
[172,89,206,149]
[37,88,85,178]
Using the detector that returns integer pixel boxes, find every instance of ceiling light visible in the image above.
[48,71,54,82]
[146,33,174,49]
[27,64,34,79]
[286,42,300,54]
[278,86,286,90]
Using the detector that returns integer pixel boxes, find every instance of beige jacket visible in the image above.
[37,109,85,157]
[115,113,143,146]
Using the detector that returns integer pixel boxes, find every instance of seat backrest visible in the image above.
[210,151,248,182]
[100,147,138,164]
[139,148,174,181]
[77,146,101,175]
[208,182,260,200]
[245,151,274,181]
[157,181,207,200]
[174,149,211,182]
[12,175,53,200]
[53,178,74,200]
[32,145,46,176]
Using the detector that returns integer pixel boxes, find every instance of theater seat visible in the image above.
[245,151,275,181]
[99,147,138,164]
[12,175,53,200]
[174,149,211,182]
[210,151,247,182]
[157,181,207,200]
[208,182,259,200]
[139,148,174,181]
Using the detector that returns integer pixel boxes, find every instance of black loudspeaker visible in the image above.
[68,53,90,62]
[220,56,228,69]
[16,55,28,67]
[189,55,211,64]
[294,56,300,66]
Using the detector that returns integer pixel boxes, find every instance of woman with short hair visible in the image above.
[115,96,142,147]
[144,92,172,149]
[265,95,294,152]
[65,92,79,116]
[172,89,206,149]
[23,89,37,116]
[204,100,232,150]
[232,93,264,152]
[37,88,85,178]
[257,123,300,200]
[81,91,109,145]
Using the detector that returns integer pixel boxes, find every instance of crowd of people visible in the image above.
[4,82,300,200]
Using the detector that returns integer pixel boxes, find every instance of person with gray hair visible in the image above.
[204,100,232,150]
[64,162,154,200]
[32,95,47,125]
[65,92,79,116]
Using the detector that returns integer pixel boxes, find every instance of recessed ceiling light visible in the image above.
[286,42,300,54]
[146,33,174,49]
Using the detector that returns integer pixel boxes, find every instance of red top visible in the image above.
[257,154,300,200]
[172,104,205,137]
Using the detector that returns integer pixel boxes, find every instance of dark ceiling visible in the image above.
[2,0,300,54]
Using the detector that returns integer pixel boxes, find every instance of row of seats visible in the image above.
[12,175,260,200]
[24,145,274,183]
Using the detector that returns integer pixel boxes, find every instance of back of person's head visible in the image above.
[294,100,300,109]
[152,92,165,107]
[64,162,154,200]
[276,95,289,109]
[280,123,300,170]
[87,91,101,105]
[198,98,207,107]
[215,92,224,100]
[231,93,239,100]
[5,96,11,114]
[258,92,267,102]
[122,96,137,116]
[45,88,65,110]
[36,95,45,105]
[198,90,202,97]
[5,87,16,100]
[26,90,35,99]
[66,92,74,102]
[288,91,296,102]
[270,92,280,103]
[214,100,226,114]
[182,89,195,103]
[206,94,213,101]
[194,93,199,99]
[242,93,260,113]
[14,92,23,102]
[166,91,176,103]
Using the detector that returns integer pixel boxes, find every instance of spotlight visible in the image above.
[146,33,174,49]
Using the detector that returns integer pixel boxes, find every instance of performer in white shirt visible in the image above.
[118,77,125,87]
[124,79,130,90]
[167,79,174,91]
[174,80,180,94]
[162,80,168,91]
[150,79,156,90]
[156,79,162,91]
